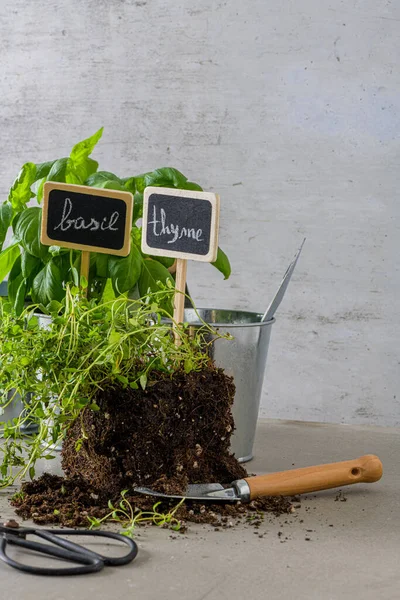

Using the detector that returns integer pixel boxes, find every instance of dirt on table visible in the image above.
[10,365,297,531]
[11,473,296,531]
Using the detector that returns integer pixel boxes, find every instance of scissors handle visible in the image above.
[0,535,103,576]
[41,529,138,566]
[0,528,138,576]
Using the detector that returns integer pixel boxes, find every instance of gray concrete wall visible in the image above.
[1,0,399,426]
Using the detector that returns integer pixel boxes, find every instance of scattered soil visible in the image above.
[11,473,296,531]
[10,365,297,531]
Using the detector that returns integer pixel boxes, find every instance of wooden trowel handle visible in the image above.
[244,455,383,499]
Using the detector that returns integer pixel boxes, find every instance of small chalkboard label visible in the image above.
[142,187,219,262]
[41,183,133,256]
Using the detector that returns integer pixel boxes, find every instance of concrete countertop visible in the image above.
[0,419,398,600]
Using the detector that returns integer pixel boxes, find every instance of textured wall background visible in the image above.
[1,0,399,425]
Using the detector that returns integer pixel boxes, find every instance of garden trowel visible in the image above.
[134,455,383,503]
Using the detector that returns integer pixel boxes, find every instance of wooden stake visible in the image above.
[173,258,187,345]
[80,251,90,297]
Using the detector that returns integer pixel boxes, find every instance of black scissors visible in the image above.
[0,520,138,576]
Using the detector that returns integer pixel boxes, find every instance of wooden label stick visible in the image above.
[80,250,90,297]
[173,258,188,344]
[141,186,220,346]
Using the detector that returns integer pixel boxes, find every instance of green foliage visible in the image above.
[0,130,231,312]
[0,286,229,488]
[0,244,20,285]
[14,207,48,260]
[7,163,36,211]
[0,202,12,251]
[87,490,184,538]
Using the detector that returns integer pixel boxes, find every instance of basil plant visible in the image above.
[0,128,230,314]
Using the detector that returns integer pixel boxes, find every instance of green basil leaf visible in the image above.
[14,207,48,260]
[211,247,231,280]
[131,226,142,248]
[181,181,203,191]
[0,202,13,251]
[21,251,43,286]
[131,174,147,194]
[108,244,142,295]
[66,157,98,185]
[120,176,136,194]
[7,163,36,211]
[8,256,26,315]
[132,192,143,222]
[8,253,22,285]
[95,254,109,278]
[0,244,20,284]
[8,269,26,316]
[149,255,175,268]
[85,171,122,187]
[52,252,72,284]
[144,167,188,189]
[69,127,103,165]
[31,177,46,203]
[66,127,102,184]
[14,278,27,315]
[31,261,64,305]
[47,158,68,183]
[35,160,57,180]
[138,259,174,306]
[142,168,203,193]
[98,180,126,191]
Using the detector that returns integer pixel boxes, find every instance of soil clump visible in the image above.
[62,367,246,495]
[11,366,297,531]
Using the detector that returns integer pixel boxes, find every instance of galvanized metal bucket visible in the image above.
[183,309,275,463]
[0,391,38,437]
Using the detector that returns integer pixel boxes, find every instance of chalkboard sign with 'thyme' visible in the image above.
[141,187,219,262]
[41,182,133,256]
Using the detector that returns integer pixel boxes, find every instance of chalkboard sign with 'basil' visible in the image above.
[142,187,219,262]
[41,183,133,256]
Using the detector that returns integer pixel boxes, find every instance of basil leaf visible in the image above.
[98,180,126,191]
[21,251,43,284]
[35,160,57,180]
[144,168,187,188]
[108,244,142,295]
[212,247,231,280]
[47,158,68,183]
[85,171,122,187]
[69,127,103,165]
[143,168,203,193]
[14,278,27,315]
[8,257,26,315]
[0,202,13,251]
[132,192,143,222]
[0,244,20,284]
[31,261,64,305]
[7,163,36,211]
[96,254,108,278]
[180,181,203,191]
[31,177,46,203]
[66,128,103,185]
[66,158,98,185]
[14,207,48,260]
[120,176,136,194]
[149,255,175,269]
[138,259,174,300]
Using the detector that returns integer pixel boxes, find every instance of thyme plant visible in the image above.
[0,284,230,488]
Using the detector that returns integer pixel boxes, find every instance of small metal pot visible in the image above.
[182,308,275,463]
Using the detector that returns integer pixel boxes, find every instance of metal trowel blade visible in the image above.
[134,483,240,503]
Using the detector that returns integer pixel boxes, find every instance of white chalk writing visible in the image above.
[148,206,203,244]
[53,197,119,232]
